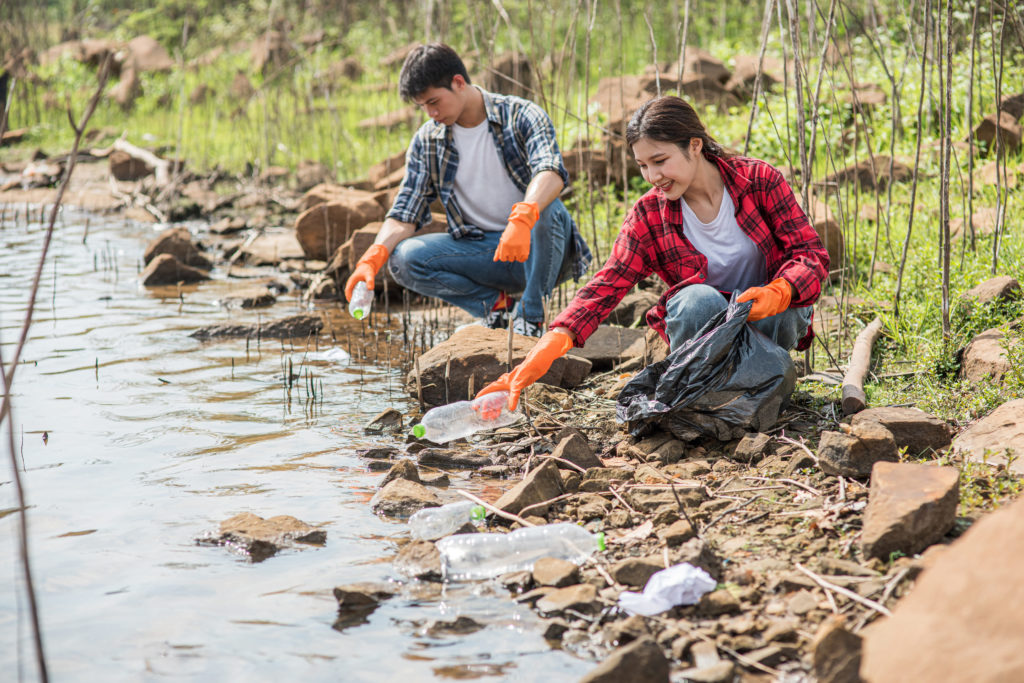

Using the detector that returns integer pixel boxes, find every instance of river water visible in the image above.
[0,206,591,681]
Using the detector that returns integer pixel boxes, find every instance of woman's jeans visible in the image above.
[387,200,573,322]
[665,284,812,351]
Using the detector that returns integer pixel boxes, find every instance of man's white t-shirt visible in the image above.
[680,190,766,293]
[451,120,525,232]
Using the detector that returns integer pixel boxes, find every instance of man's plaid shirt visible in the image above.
[385,87,592,280]
[550,155,829,350]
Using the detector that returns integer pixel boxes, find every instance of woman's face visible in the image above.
[632,137,702,201]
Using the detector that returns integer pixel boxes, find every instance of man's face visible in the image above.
[412,75,467,126]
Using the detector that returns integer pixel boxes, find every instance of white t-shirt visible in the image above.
[681,190,766,293]
[451,120,524,232]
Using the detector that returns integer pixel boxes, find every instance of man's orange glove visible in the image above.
[493,201,539,263]
[345,244,390,300]
[736,278,793,322]
[475,329,573,410]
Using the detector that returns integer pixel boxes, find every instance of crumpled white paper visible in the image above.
[617,562,717,616]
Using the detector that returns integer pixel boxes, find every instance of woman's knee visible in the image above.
[666,284,727,318]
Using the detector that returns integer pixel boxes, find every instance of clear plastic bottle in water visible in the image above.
[409,500,487,540]
[435,523,606,581]
[348,281,373,320]
[411,391,520,443]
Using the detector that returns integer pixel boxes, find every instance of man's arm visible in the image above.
[522,169,564,214]
[374,217,417,252]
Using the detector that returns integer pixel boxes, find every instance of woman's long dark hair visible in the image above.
[625,96,729,160]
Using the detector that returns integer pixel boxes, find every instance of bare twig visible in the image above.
[795,563,892,617]
[454,489,534,527]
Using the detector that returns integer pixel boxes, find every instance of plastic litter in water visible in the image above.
[411,391,520,443]
[617,562,717,616]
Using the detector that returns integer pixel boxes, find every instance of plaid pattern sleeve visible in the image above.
[549,203,655,344]
[384,128,437,230]
[511,100,570,186]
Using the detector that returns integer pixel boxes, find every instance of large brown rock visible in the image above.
[109,149,152,180]
[850,407,953,456]
[370,478,441,518]
[109,66,141,110]
[811,617,861,683]
[536,583,600,617]
[393,540,441,581]
[960,275,1020,305]
[952,399,1024,474]
[405,326,592,407]
[590,75,645,125]
[294,194,384,260]
[239,229,306,266]
[610,556,663,588]
[483,51,535,99]
[960,328,1010,383]
[725,54,783,98]
[204,512,325,561]
[974,110,1022,155]
[140,253,210,286]
[605,290,660,327]
[568,325,645,370]
[550,433,603,471]
[143,226,212,268]
[493,459,563,516]
[860,461,959,560]
[817,422,898,478]
[860,495,1024,682]
[367,149,407,187]
[821,155,911,191]
[578,636,670,683]
[189,313,323,340]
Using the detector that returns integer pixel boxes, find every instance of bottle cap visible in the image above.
[470,505,486,521]
[412,424,426,439]
[595,532,606,552]
[352,308,365,320]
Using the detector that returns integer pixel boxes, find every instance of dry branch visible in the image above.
[841,316,884,415]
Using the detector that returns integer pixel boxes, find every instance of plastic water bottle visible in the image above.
[435,523,606,581]
[348,281,373,320]
[409,500,486,540]
[411,391,521,443]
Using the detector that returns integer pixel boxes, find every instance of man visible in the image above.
[344,43,591,337]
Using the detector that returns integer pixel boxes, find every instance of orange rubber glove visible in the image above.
[493,201,539,263]
[345,244,390,300]
[475,329,573,410]
[736,278,793,322]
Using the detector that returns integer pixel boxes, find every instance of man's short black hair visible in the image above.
[398,43,471,101]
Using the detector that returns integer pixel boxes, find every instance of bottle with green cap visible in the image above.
[411,391,520,443]
[436,522,606,581]
[348,281,373,320]
[408,500,486,540]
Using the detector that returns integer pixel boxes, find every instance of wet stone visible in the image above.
[543,618,571,641]
[416,449,492,469]
[393,540,441,581]
[379,459,420,487]
[551,432,603,471]
[202,512,326,562]
[603,614,650,647]
[501,570,533,593]
[578,636,670,683]
[420,472,449,487]
[515,586,555,605]
[370,478,440,518]
[189,313,323,340]
[494,459,563,516]
[425,616,484,637]
[141,253,210,286]
[364,407,402,434]
[360,445,401,462]
[220,286,275,309]
[533,557,580,588]
[333,581,398,609]
[535,583,600,616]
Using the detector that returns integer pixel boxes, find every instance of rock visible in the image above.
[578,636,669,683]
[109,66,140,109]
[535,583,600,616]
[405,326,592,406]
[787,589,819,616]
[698,589,741,616]
[603,614,650,647]
[294,194,384,260]
[731,432,771,463]
[815,557,879,577]
[143,226,211,268]
[961,275,1021,305]
[821,155,912,190]
[532,557,580,587]
[860,461,959,560]
[811,616,862,683]
[674,538,722,580]
[425,615,484,636]
[190,314,323,340]
[333,581,398,609]
[483,51,535,99]
[140,253,210,286]
[125,35,173,72]
[369,478,440,518]
[416,449,491,469]
[817,422,898,478]
[607,289,658,327]
[860,495,1024,682]
[974,110,1022,155]
[203,512,325,562]
[567,325,645,370]
[364,407,402,434]
[550,433,602,471]
[493,459,563,516]
[295,160,332,192]
[677,662,734,683]
[611,556,663,588]
[109,149,152,180]
[952,399,1024,474]
[657,519,696,547]
[239,229,306,266]
[851,407,953,456]
[367,149,407,186]
[626,485,704,511]
[219,286,275,309]
[950,207,1000,238]
[725,53,783,97]
[960,328,1010,383]
[650,439,686,465]
[762,618,800,643]
[379,459,420,487]
[393,540,442,581]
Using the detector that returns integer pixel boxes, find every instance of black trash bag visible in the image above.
[616,300,797,441]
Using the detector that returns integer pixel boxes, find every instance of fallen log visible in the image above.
[841,316,883,415]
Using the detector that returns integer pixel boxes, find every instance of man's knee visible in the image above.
[387,240,423,289]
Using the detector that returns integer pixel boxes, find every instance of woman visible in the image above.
[478,95,829,410]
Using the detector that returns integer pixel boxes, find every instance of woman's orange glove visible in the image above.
[475,329,573,410]
[345,244,390,300]
[736,278,793,322]
[493,201,539,263]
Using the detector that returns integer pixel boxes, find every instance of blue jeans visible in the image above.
[664,284,812,352]
[387,200,572,321]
